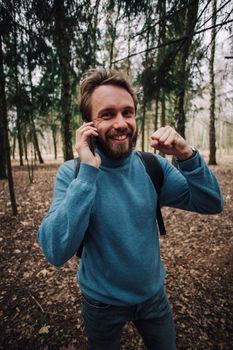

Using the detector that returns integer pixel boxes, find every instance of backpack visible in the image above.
[74,151,166,258]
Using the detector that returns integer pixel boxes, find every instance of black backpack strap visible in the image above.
[137,151,166,236]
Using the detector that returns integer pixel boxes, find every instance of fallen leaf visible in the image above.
[36,269,50,277]
[38,325,50,334]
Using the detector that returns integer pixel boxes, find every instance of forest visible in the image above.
[0,0,233,349]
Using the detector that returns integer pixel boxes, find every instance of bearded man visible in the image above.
[38,69,223,350]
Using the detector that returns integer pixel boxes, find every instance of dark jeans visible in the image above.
[81,290,176,350]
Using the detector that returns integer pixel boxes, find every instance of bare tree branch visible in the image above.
[112,19,233,64]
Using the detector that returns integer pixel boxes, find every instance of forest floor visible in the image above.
[0,156,232,350]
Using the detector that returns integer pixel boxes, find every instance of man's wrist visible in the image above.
[176,146,197,161]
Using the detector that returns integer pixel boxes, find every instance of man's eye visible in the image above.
[123,110,134,117]
[102,112,114,119]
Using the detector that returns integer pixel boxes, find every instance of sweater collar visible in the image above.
[97,148,134,169]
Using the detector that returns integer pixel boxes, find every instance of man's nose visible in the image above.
[113,113,127,129]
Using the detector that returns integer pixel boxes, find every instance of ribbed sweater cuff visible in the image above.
[176,152,201,172]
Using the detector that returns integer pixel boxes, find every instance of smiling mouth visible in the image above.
[110,135,128,141]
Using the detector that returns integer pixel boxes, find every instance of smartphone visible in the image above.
[88,135,96,155]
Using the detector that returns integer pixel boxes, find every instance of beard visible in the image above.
[96,127,138,160]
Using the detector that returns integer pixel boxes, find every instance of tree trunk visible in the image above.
[16,115,24,165]
[174,0,199,138]
[175,87,186,137]
[153,95,159,154]
[154,94,159,132]
[141,19,151,152]
[208,0,217,165]
[13,17,24,166]
[159,90,166,158]
[53,0,73,161]
[158,0,166,129]
[0,92,7,178]
[0,35,17,214]
[12,134,16,160]
[31,117,44,164]
[23,132,28,161]
[141,99,146,151]
[51,124,57,160]
[26,35,44,164]
[161,90,166,127]
[34,145,37,161]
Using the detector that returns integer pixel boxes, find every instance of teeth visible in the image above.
[112,135,127,140]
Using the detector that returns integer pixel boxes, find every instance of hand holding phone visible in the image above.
[75,122,100,168]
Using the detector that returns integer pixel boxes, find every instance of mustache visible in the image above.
[106,128,132,138]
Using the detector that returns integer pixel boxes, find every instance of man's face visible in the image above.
[90,84,137,159]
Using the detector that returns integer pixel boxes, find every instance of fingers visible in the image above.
[76,122,98,147]
[76,122,98,138]
[150,126,188,157]
[75,122,98,153]
[75,122,101,168]
[151,126,177,148]
[79,127,98,139]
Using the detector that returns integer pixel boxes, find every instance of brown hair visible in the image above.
[79,68,138,121]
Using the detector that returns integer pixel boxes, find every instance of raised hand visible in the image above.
[150,126,194,160]
[75,122,101,168]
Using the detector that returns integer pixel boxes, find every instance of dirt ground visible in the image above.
[0,157,232,350]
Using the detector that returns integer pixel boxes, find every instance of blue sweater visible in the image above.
[37,150,223,306]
